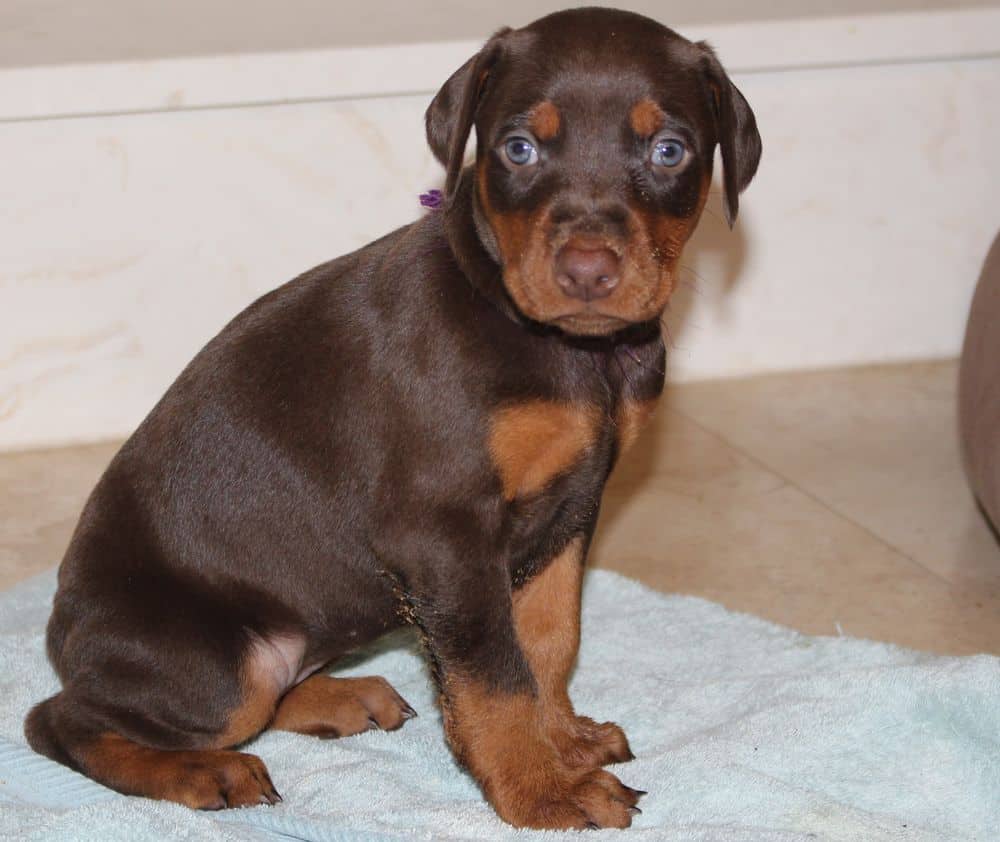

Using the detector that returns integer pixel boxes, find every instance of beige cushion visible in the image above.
[959,230,1000,535]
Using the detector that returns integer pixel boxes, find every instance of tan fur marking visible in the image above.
[629,99,666,137]
[441,678,562,826]
[441,676,537,773]
[215,645,284,747]
[476,162,555,323]
[82,732,276,808]
[512,539,583,707]
[216,684,276,748]
[489,402,600,500]
[529,101,561,141]
[442,675,638,828]
[270,675,413,736]
[512,540,634,770]
[623,171,714,319]
[617,398,658,453]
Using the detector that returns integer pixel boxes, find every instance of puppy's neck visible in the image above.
[442,169,525,327]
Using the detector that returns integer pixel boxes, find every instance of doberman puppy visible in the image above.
[25,7,760,830]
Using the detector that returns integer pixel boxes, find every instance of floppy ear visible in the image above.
[697,42,762,228]
[425,29,510,197]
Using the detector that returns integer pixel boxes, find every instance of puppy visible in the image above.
[26,7,760,830]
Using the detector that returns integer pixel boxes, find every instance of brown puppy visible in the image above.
[25,7,760,830]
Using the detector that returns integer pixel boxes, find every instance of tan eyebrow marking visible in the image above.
[528,101,561,141]
[629,99,666,137]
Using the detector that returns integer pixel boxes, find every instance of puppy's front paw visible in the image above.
[270,675,416,738]
[569,715,634,767]
[548,713,633,769]
[496,765,642,830]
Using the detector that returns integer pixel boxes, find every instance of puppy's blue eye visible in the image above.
[504,136,538,166]
[651,138,686,168]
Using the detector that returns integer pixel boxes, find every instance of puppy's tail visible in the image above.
[25,693,78,770]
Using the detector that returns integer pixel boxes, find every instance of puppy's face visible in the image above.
[427,9,761,338]
[475,70,712,337]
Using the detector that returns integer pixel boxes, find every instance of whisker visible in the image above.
[618,336,667,377]
[676,278,704,295]
[678,264,710,285]
[659,313,678,352]
[612,349,637,393]
[622,346,643,365]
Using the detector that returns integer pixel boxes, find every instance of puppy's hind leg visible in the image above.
[25,691,282,809]
[24,629,302,809]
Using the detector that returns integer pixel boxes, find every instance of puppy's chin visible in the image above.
[550,313,633,337]
[500,263,673,339]
[505,281,668,337]
[505,286,664,338]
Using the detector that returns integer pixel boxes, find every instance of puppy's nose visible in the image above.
[555,246,620,302]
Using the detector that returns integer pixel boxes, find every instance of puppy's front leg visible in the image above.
[511,538,634,771]
[409,553,639,830]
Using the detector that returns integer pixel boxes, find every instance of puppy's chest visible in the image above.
[487,386,657,582]
[486,374,659,505]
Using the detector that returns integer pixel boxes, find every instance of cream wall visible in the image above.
[4,0,996,66]
[1,6,999,450]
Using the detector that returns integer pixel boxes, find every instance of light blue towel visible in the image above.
[0,568,997,841]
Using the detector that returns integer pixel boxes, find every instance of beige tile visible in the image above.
[591,406,1000,656]
[668,361,1000,594]
[0,440,119,590]
[1,361,998,657]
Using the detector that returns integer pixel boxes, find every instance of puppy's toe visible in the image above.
[270,675,415,738]
[570,769,640,829]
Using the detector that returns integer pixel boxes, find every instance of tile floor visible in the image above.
[2,360,998,655]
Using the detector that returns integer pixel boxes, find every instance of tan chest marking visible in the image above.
[489,401,601,501]
[616,398,658,454]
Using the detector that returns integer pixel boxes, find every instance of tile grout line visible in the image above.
[666,402,959,591]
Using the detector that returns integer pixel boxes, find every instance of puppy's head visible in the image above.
[426,8,761,337]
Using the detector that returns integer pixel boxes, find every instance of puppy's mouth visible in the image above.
[503,233,671,337]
